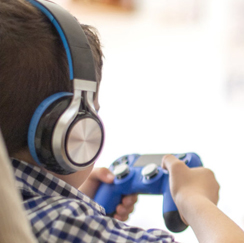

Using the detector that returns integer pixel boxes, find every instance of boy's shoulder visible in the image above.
[12,158,105,214]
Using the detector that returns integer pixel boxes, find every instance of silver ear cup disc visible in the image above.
[66,118,102,165]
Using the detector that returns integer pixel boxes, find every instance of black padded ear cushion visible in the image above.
[35,96,74,174]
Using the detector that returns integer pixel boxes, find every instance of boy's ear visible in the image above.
[27,0,104,175]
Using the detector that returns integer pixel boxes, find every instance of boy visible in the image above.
[1,0,244,242]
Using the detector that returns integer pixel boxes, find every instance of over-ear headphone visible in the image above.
[27,0,104,175]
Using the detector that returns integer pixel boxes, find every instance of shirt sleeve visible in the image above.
[79,215,176,243]
[25,196,177,243]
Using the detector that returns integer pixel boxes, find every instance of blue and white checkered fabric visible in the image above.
[12,159,177,243]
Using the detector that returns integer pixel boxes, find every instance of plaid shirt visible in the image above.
[12,159,177,243]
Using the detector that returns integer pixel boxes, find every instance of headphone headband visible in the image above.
[28,0,96,82]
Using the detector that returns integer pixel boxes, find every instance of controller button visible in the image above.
[177,153,186,160]
[141,163,158,180]
[112,161,120,167]
[113,163,130,179]
[121,156,129,164]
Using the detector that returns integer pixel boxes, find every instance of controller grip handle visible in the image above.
[94,183,121,215]
[163,211,188,233]
[163,176,188,232]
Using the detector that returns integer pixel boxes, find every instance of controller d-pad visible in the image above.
[113,163,130,179]
[121,156,129,164]
[112,160,120,167]
[141,163,158,180]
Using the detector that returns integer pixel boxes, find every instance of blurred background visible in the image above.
[54,0,244,242]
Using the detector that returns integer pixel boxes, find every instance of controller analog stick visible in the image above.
[141,163,158,180]
[113,163,130,179]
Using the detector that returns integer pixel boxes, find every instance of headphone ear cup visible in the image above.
[64,111,104,167]
[28,92,73,174]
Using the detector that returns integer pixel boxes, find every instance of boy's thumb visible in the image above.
[97,167,115,184]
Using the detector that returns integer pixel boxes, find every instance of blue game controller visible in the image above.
[94,153,203,232]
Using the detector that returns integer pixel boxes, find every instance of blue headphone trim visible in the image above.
[28,92,72,165]
[27,0,73,80]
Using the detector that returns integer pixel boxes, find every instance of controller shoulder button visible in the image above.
[113,163,130,179]
[177,153,186,160]
[141,163,158,180]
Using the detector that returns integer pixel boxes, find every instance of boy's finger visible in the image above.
[116,204,135,217]
[91,167,115,184]
[161,154,186,172]
[122,194,138,207]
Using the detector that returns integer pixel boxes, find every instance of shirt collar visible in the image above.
[12,158,105,214]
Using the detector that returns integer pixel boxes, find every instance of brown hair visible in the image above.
[0,0,103,155]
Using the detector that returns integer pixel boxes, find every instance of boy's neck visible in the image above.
[13,149,38,166]
[12,149,90,189]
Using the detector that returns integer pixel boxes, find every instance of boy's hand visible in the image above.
[79,167,138,221]
[162,154,220,224]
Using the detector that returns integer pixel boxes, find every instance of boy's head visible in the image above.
[0,0,104,177]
